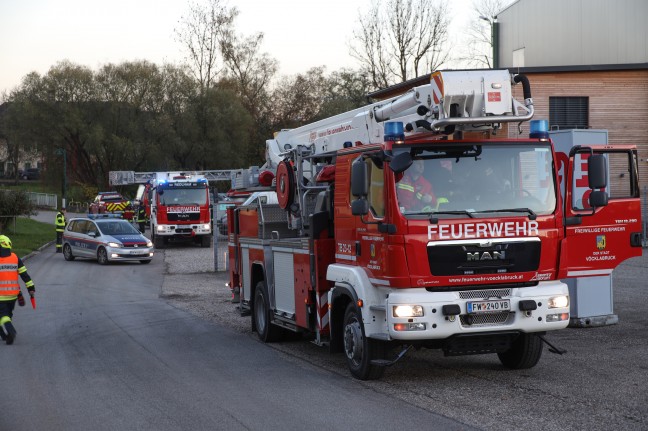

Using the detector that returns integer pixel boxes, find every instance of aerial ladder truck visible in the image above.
[227,69,643,380]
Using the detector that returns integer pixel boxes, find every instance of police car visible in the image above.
[62,216,154,264]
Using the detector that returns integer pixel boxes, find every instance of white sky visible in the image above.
[0,0,478,99]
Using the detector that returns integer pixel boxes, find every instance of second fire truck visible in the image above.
[227,69,643,379]
[145,172,213,249]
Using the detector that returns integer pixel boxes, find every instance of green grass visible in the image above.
[1,217,54,258]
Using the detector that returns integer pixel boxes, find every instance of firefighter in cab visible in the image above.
[55,207,66,253]
[136,205,147,233]
[0,235,36,345]
[396,159,437,212]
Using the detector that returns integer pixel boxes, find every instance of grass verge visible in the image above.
[2,217,53,258]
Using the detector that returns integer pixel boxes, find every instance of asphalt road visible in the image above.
[1,213,470,431]
[10,210,648,430]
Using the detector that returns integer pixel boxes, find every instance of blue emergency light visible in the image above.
[529,119,549,139]
[384,122,405,141]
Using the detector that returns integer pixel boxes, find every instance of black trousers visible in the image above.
[56,231,63,252]
[0,299,16,323]
[138,222,146,233]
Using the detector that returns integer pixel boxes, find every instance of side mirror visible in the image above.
[351,160,369,197]
[351,199,369,216]
[588,154,607,189]
[589,190,608,208]
[389,152,413,174]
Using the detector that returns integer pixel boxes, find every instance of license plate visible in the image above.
[467,300,511,313]
[129,250,147,255]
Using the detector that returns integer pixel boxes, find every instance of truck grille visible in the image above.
[459,288,512,299]
[460,311,513,327]
[427,239,540,276]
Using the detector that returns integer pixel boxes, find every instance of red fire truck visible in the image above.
[227,70,643,379]
[146,172,213,249]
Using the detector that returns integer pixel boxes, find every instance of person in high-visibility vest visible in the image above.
[55,208,67,253]
[396,160,437,212]
[136,205,147,233]
[0,235,35,345]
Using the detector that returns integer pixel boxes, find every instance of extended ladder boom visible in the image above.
[266,69,533,167]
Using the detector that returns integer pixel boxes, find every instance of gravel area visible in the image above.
[161,241,648,431]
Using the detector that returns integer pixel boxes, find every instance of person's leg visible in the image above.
[0,300,17,344]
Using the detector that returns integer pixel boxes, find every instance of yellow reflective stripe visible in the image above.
[436,197,449,210]
[416,193,423,199]
[18,266,26,274]
[25,280,34,288]
[397,184,415,192]
[0,316,11,324]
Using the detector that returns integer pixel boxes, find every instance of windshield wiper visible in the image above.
[470,208,538,220]
[428,210,476,223]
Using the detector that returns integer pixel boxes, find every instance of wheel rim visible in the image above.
[98,248,107,263]
[344,315,364,366]
[63,245,71,258]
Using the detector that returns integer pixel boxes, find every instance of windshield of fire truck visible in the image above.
[158,187,208,206]
[395,143,556,217]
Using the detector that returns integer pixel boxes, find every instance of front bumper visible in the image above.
[155,223,212,237]
[107,246,154,262]
[384,281,570,340]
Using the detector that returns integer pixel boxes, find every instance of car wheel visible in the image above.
[154,235,165,249]
[343,303,386,380]
[200,235,211,248]
[97,247,109,265]
[63,244,75,261]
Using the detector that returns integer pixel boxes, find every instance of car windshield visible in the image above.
[97,221,140,235]
[395,143,556,218]
[159,187,207,205]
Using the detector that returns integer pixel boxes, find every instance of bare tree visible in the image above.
[220,32,278,119]
[175,0,238,92]
[350,0,451,88]
[461,0,509,68]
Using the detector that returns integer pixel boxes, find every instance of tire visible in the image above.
[200,235,212,248]
[154,235,165,249]
[498,333,543,369]
[97,247,109,265]
[63,244,75,261]
[343,303,386,380]
[140,260,151,264]
[253,281,282,342]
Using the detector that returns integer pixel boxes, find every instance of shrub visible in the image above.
[0,190,36,231]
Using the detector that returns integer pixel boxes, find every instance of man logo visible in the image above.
[596,235,606,251]
[467,251,506,261]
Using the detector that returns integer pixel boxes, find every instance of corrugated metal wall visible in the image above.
[498,0,648,67]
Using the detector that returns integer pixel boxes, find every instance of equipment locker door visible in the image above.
[560,146,642,278]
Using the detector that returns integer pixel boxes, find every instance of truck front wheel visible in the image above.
[497,333,543,369]
[343,303,385,380]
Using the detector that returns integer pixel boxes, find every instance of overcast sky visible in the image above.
[0,0,478,98]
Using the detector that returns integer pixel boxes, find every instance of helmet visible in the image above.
[0,235,12,249]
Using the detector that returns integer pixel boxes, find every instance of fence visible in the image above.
[27,192,57,209]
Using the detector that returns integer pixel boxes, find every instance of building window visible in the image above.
[549,97,589,130]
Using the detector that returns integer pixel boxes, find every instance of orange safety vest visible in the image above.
[0,254,20,298]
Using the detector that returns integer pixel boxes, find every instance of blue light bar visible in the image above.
[384,122,405,141]
[529,119,549,139]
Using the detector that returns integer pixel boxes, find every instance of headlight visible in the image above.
[393,305,424,318]
[548,295,569,309]
[107,242,122,248]
[146,241,153,247]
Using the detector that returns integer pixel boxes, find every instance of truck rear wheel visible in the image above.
[343,303,385,380]
[497,333,543,369]
[253,281,282,342]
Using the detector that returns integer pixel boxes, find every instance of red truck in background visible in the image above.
[88,191,134,220]
[227,69,643,380]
